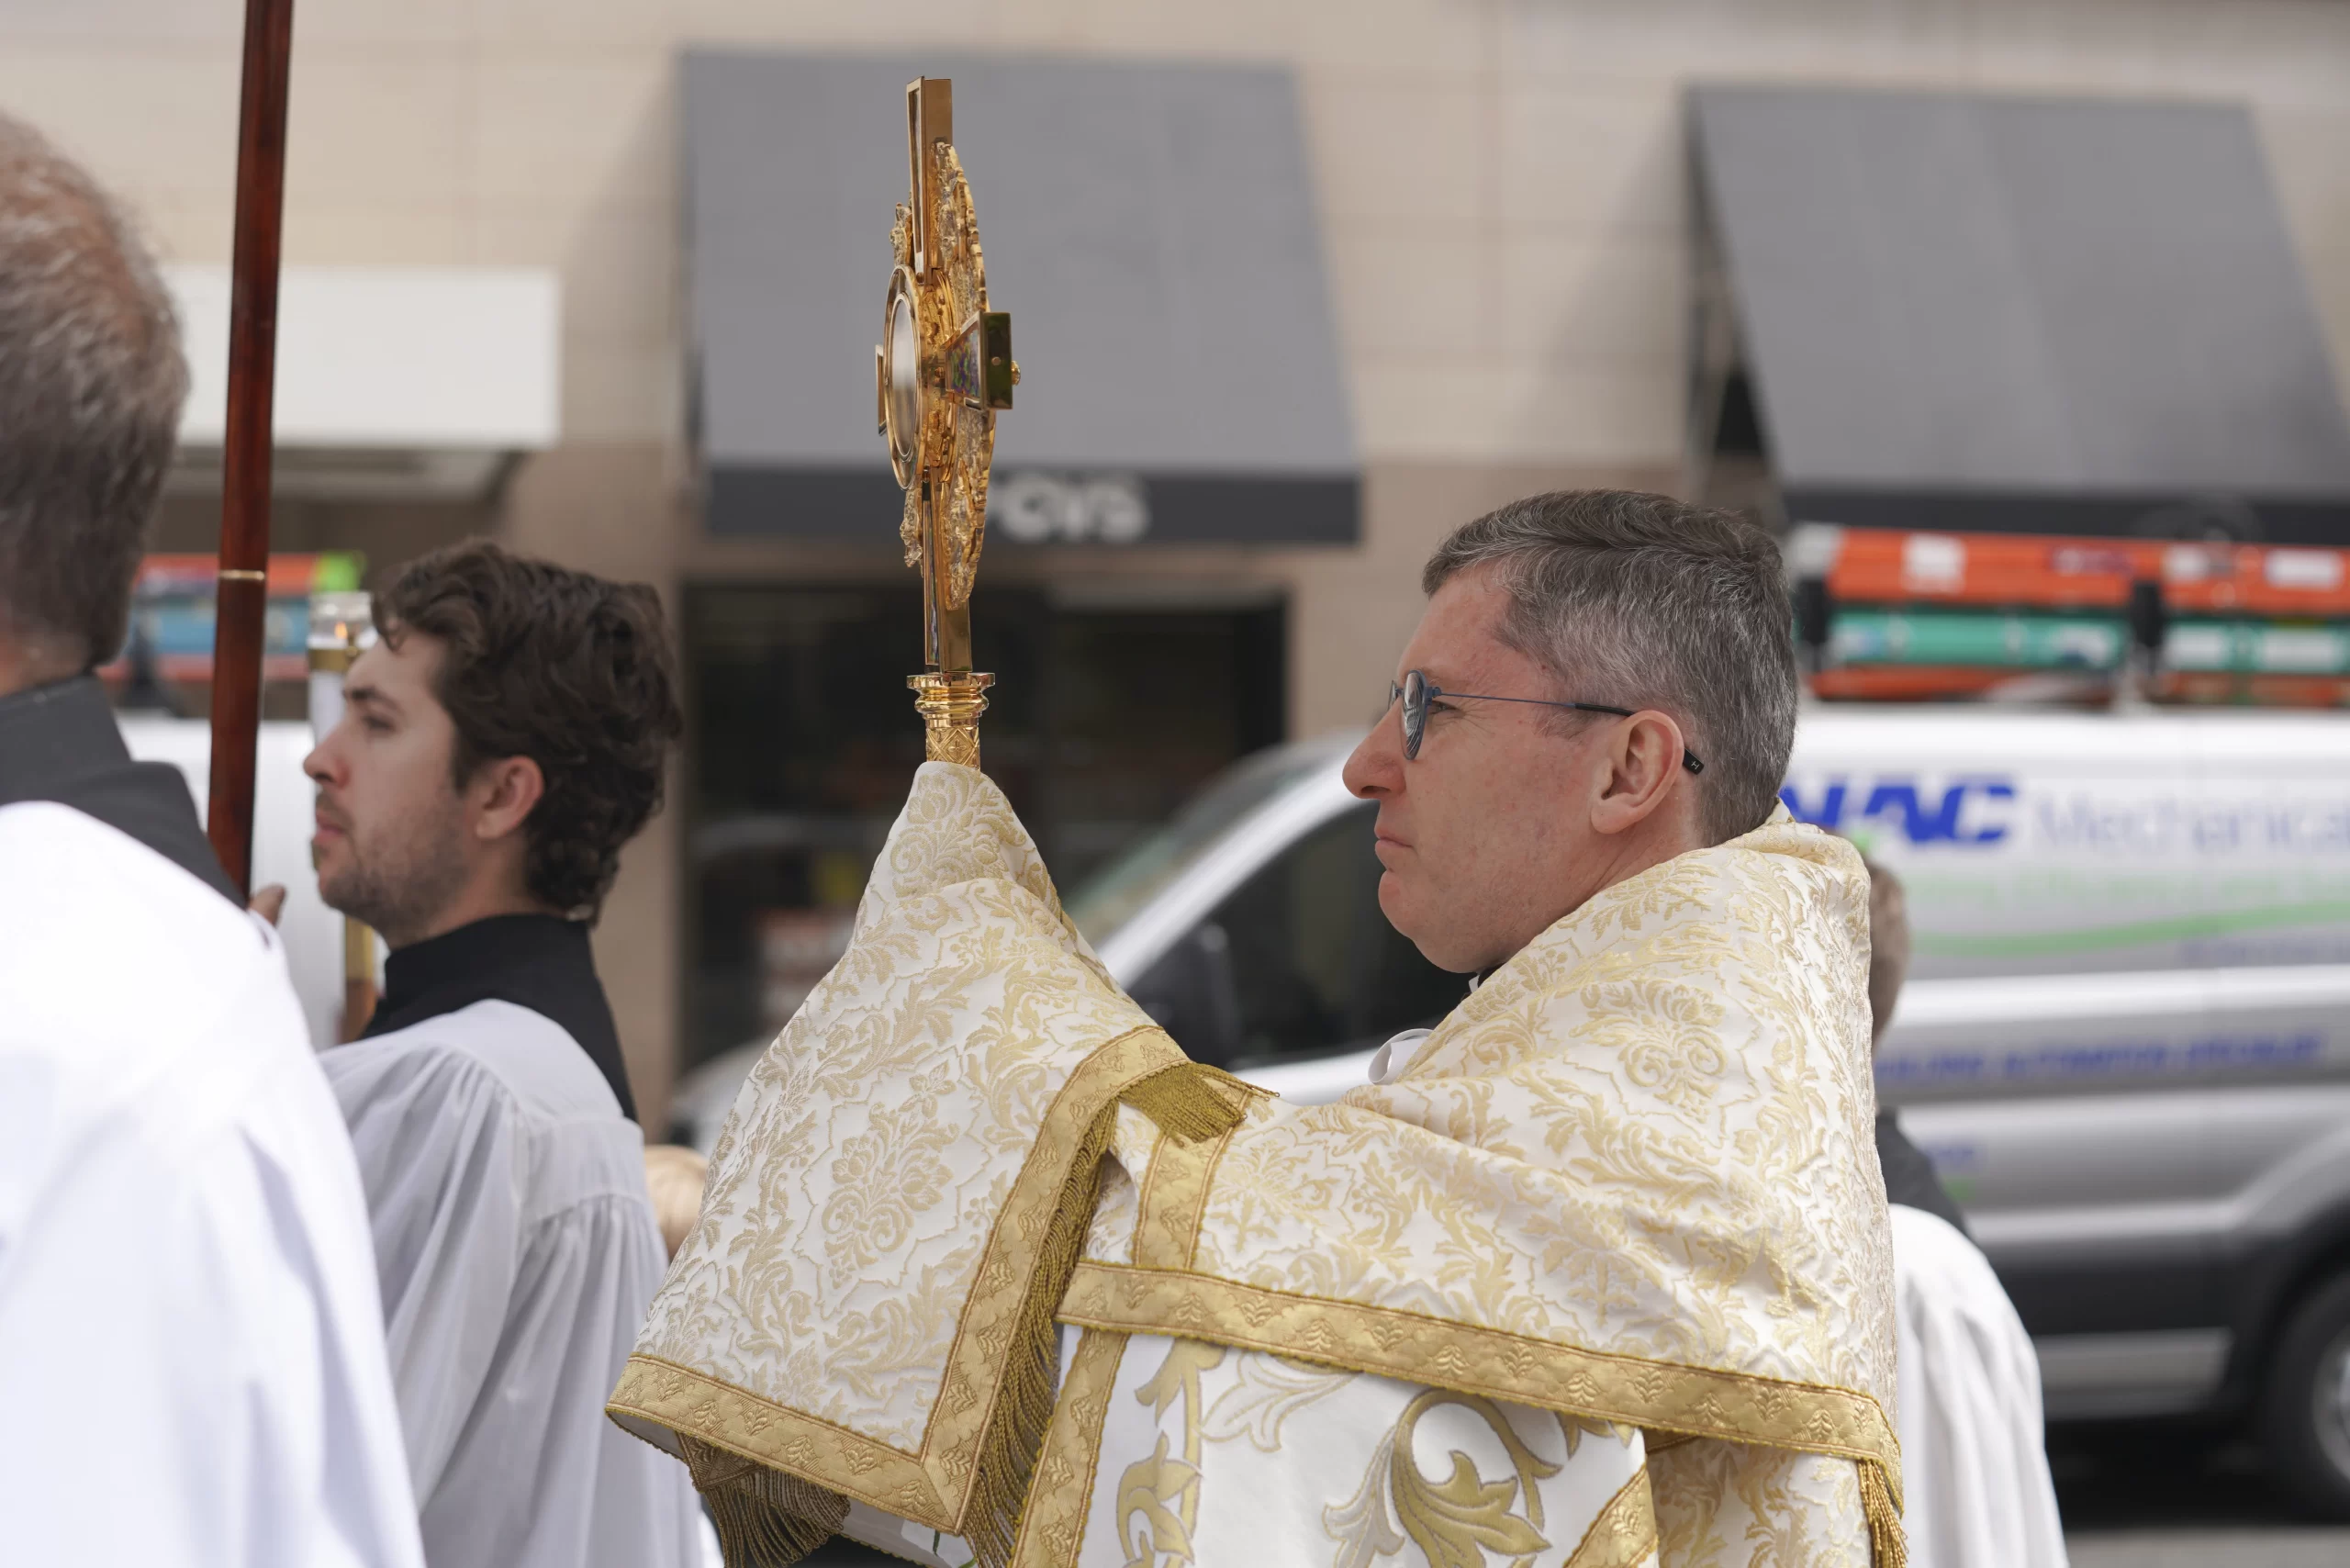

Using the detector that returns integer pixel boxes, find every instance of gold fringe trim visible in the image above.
[1008,1329,1129,1568]
[1114,1060,1248,1146]
[1858,1458,1908,1568]
[957,1061,1243,1566]
[957,1089,1125,1568]
[679,1434,849,1567]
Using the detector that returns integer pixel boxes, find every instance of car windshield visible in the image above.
[1065,743,1341,945]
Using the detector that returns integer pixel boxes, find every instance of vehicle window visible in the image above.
[1065,745,1337,946]
[1130,802,1465,1067]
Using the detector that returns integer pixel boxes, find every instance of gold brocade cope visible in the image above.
[610,765,1240,1567]
[611,765,1905,1568]
[1051,806,1906,1567]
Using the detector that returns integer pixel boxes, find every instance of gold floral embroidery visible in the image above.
[618,772,1900,1567]
[1057,1264,1897,1480]
[1385,1391,1560,1568]
[1651,1439,1872,1568]
[1009,1330,1128,1568]
[1131,1091,1247,1272]
[1114,1339,1226,1568]
[611,1008,1187,1532]
[1565,1468,1660,1568]
[1196,1354,1351,1451]
[1561,1415,1637,1457]
[1323,1426,1409,1568]
[821,1102,958,1283]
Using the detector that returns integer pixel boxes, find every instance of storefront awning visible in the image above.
[166,265,560,501]
[684,51,1357,545]
[1689,86,2350,540]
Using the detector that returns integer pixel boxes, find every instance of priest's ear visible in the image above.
[466,754,547,844]
[1587,709,1692,838]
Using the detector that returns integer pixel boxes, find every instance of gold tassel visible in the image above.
[957,1092,1125,1568]
[1857,1458,1908,1568]
[957,1058,1252,1564]
[1115,1061,1249,1146]
[679,1434,848,1568]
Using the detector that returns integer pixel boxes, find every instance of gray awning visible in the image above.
[1690,85,2350,539]
[684,51,1356,544]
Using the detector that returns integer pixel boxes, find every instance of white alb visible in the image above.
[1890,1203,2070,1568]
[0,802,424,1568]
[323,999,700,1568]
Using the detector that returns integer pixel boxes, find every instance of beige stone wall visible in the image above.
[10,1,2348,461]
[13,0,2349,1115]
[20,0,2350,679]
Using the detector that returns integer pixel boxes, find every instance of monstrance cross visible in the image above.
[876,76,1016,767]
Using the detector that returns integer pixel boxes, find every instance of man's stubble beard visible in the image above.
[319,793,474,949]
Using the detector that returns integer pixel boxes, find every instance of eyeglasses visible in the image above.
[1387,668,1705,774]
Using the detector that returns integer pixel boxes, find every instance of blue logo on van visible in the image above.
[1779,778,2017,845]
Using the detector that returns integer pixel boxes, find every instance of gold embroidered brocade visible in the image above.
[1038,1331,1654,1568]
[610,765,1901,1568]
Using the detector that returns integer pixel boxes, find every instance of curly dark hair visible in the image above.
[375,540,682,919]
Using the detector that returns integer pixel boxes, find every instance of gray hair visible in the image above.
[1421,490,1797,845]
[1861,857,1909,1047]
[0,112,186,672]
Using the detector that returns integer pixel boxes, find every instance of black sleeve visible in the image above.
[1875,1109,1973,1240]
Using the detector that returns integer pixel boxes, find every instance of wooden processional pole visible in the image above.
[205,0,297,898]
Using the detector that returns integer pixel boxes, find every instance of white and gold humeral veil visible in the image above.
[610,764,1903,1568]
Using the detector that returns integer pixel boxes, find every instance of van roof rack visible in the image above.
[1788,525,2350,708]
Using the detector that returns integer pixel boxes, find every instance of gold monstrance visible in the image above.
[878,77,1016,767]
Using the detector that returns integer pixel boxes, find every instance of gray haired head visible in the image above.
[1421,489,1797,846]
[0,112,187,676]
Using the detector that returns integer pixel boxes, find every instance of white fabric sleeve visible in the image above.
[417,1196,702,1568]
[330,1047,527,1504]
[0,1082,423,1568]
[1890,1203,2071,1568]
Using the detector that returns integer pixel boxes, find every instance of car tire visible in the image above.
[2260,1271,2350,1518]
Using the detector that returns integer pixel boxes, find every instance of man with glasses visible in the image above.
[1323,492,1896,1561]
[615,490,1898,1568]
[1343,495,1759,989]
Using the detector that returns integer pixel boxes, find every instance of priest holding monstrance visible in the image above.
[611,79,1901,1568]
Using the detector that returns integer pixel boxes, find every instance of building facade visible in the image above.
[13,0,2350,1127]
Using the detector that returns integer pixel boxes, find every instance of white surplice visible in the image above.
[1890,1204,2070,1568]
[324,999,699,1568]
[0,801,424,1568]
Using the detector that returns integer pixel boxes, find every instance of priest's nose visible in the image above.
[1345,706,1404,801]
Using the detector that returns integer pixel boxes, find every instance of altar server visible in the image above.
[613,492,1904,1568]
[1869,862,2070,1568]
[306,541,699,1568]
[0,110,422,1568]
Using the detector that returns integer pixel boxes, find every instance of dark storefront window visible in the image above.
[684,583,1285,1071]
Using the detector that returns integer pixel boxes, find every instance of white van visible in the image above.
[1053,707,2350,1515]
[122,717,348,1048]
